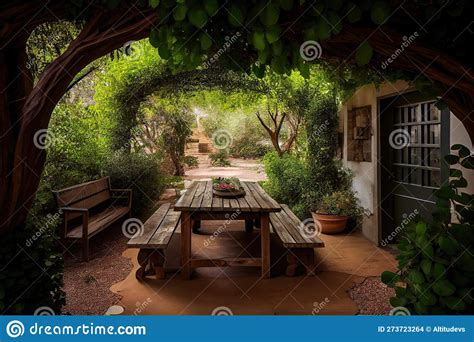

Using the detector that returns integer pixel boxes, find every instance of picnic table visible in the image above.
[174,180,281,279]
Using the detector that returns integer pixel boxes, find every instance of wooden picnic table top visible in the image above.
[174,180,281,213]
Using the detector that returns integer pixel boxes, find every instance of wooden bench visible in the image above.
[127,203,181,280]
[53,177,132,261]
[270,204,325,276]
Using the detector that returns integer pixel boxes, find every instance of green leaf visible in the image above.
[432,263,446,279]
[408,269,425,284]
[204,0,219,16]
[158,45,171,59]
[415,221,427,236]
[149,28,160,47]
[451,144,470,157]
[451,177,467,188]
[395,287,406,297]
[381,271,400,287]
[173,4,188,21]
[449,168,462,177]
[272,40,283,55]
[252,31,266,50]
[228,5,244,27]
[389,296,406,307]
[149,0,160,8]
[460,156,474,169]
[371,0,391,25]
[355,41,373,66]
[259,4,280,26]
[419,290,437,306]
[347,3,362,23]
[444,154,460,165]
[444,296,466,310]
[200,32,212,50]
[433,279,456,296]
[188,8,208,28]
[279,0,294,11]
[266,25,282,44]
[315,18,331,39]
[420,259,432,275]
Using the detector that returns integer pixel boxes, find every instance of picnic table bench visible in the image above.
[270,205,325,276]
[53,176,131,261]
[127,203,180,280]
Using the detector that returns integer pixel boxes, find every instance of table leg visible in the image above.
[181,211,192,279]
[260,213,271,278]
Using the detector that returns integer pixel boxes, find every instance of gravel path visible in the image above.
[62,225,132,315]
[349,277,395,315]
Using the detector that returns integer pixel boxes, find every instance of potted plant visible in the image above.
[312,190,361,234]
[212,177,246,197]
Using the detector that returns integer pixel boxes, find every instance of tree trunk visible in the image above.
[0,7,157,233]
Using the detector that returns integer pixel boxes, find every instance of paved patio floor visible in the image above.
[110,220,397,315]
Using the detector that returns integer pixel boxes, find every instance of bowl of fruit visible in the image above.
[212,177,246,198]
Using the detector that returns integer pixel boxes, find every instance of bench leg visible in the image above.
[136,249,166,280]
[245,219,254,233]
[286,248,316,276]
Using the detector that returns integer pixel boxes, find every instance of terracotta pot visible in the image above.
[312,212,348,234]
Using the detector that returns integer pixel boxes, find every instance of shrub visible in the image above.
[318,190,362,218]
[209,150,231,167]
[262,151,308,216]
[381,145,474,314]
[103,151,166,214]
[183,155,199,168]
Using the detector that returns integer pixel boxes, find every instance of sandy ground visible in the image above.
[62,158,398,315]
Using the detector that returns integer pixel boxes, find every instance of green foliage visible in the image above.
[303,90,340,212]
[209,150,231,167]
[135,0,472,78]
[318,190,362,217]
[183,155,199,168]
[103,151,166,214]
[262,151,308,215]
[381,145,474,315]
[0,222,65,314]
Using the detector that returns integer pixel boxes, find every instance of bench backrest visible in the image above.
[53,177,111,219]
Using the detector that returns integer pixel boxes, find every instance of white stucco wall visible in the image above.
[339,81,473,245]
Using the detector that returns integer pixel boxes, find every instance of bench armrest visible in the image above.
[58,208,89,239]
[110,189,132,211]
